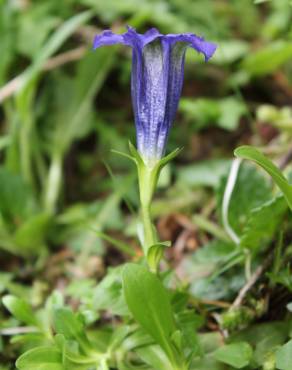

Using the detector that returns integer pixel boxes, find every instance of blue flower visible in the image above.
[93,26,217,165]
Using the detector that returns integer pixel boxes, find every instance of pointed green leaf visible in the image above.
[111,149,135,163]
[16,346,63,370]
[240,196,288,250]
[128,141,145,167]
[94,230,135,256]
[53,307,91,353]
[2,295,38,326]
[122,263,176,361]
[157,148,182,169]
[13,213,51,254]
[234,146,292,210]
[136,345,173,370]
[214,342,253,368]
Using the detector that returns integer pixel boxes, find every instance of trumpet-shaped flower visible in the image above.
[93,26,217,165]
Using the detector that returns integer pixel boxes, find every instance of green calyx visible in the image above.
[113,142,181,271]
[129,142,181,252]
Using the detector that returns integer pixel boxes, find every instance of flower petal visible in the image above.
[162,33,217,61]
[123,26,161,48]
[92,27,217,162]
[136,40,169,159]
[93,30,124,49]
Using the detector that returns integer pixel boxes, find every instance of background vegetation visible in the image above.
[0,0,292,368]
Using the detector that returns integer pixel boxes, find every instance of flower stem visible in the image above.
[141,203,156,250]
[138,164,158,254]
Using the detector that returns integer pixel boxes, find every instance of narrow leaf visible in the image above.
[234,146,292,210]
[18,10,93,92]
[2,295,38,326]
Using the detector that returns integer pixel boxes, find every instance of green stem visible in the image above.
[130,144,181,270]
[138,164,159,254]
[20,118,34,186]
[141,203,156,249]
[173,364,188,370]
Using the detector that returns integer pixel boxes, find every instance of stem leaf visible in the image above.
[122,263,177,362]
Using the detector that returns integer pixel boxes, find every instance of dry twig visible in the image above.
[231,253,273,309]
[0,46,87,103]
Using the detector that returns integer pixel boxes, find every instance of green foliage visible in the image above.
[2,295,39,327]
[0,0,292,369]
[179,97,247,131]
[240,195,288,250]
[93,266,128,316]
[177,159,231,189]
[218,162,273,234]
[122,263,179,364]
[213,342,253,368]
[231,321,289,367]
[16,346,63,370]
[242,41,292,77]
[276,339,292,370]
[235,146,292,210]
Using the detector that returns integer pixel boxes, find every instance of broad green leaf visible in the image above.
[136,345,173,370]
[276,339,292,370]
[235,146,292,210]
[94,266,129,316]
[180,98,219,130]
[181,240,242,300]
[0,167,36,222]
[179,97,246,132]
[191,356,226,370]
[190,273,245,301]
[16,346,63,370]
[230,322,288,366]
[214,342,253,368]
[178,159,231,188]
[121,328,153,353]
[122,263,177,360]
[2,295,38,326]
[175,310,201,360]
[242,41,292,77]
[212,40,249,64]
[55,334,98,369]
[53,307,91,353]
[217,97,247,131]
[268,267,292,291]
[199,332,225,354]
[13,213,51,254]
[240,196,288,250]
[218,162,272,234]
